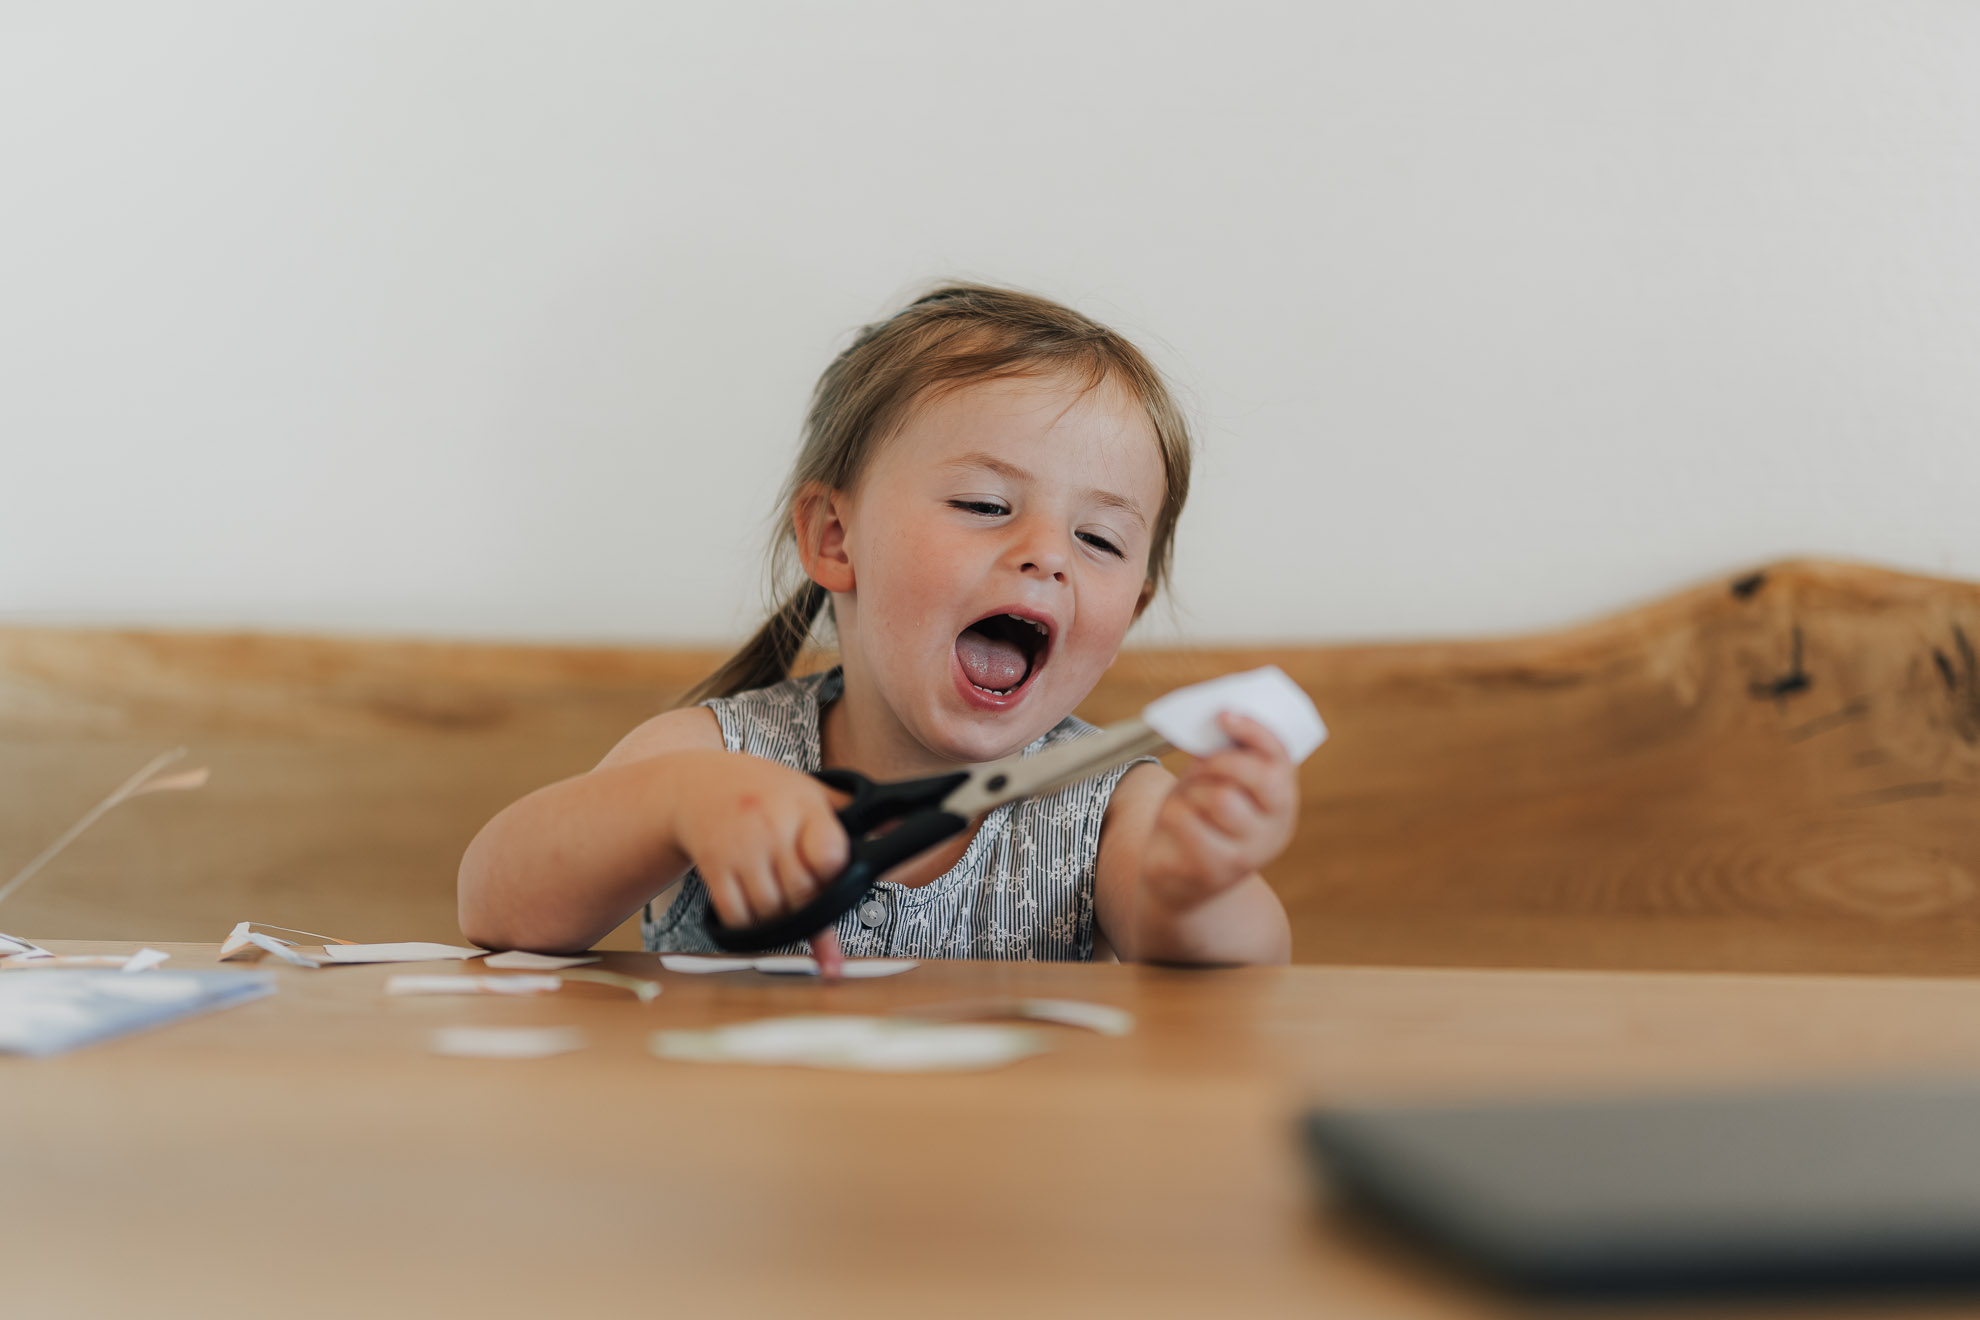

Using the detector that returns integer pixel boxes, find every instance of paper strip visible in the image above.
[314,943,487,965]
[484,950,600,971]
[0,932,52,958]
[0,747,210,911]
[120,948,171,974]
[898,997,1134,1036]
[387,974,561,996]
[1142,665,1327,763]
[659,954,918,978]
[559,968,662,1002]
[651,1015,1043,1072]
[430,1026,584,1059]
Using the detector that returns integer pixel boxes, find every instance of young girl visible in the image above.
[459,284,1296,971]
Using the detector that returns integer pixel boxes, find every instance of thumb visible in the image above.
[799,805,850,878]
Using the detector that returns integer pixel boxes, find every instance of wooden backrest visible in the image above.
[5,560,1978,973]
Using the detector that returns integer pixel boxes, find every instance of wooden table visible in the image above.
[10,943,1980,1318]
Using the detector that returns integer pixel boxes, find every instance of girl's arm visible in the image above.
[1092,714,1296,965]
[456,707,848,957]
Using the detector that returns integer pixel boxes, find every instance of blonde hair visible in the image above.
[688,282,1193,704]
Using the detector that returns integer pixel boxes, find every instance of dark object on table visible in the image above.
[1305,1078,1980,1297]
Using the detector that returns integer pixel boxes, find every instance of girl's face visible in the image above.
[818,371,1167,765]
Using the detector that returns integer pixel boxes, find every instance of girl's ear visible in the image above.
[792,483,856,594]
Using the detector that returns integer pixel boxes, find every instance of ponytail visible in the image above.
[681,579,827,706]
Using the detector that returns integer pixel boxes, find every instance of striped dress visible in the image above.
[642,667,1154,961]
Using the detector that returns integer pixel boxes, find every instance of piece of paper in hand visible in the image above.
[430,1026,584,1059]
[388,974,561,996]
[1141,665,1327,763]
[651,1015,1043,1072]
[315,942,487,965]
[484,950,599,971]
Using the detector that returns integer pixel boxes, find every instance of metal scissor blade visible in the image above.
[941,717,1170,818]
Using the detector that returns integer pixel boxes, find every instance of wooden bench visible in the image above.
[5,560,1978,973]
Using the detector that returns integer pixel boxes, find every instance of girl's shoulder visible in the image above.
[697,668,837,765]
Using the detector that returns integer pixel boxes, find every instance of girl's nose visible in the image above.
[1012,520,1070,581]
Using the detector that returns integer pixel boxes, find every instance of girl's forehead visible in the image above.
[881,373,1163,492]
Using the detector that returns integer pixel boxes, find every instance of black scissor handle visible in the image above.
[703,769,971,953]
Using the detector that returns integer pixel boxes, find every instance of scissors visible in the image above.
[704,714,1171,952]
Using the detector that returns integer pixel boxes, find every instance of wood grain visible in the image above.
[11,944,1980,1318]
[4,560,1978,972]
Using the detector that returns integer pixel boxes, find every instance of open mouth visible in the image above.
[955,611,1051,697]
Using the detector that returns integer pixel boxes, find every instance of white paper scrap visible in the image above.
[0,932,51,958]
[661,954,917,978]
[903,997,1134,1036]
[315,942,487,965]
[388,974,561,997]
[120,948,171,974]
[651,1015,1043,1072]
[484,950,600,971]
[1142,665,1327,763]
[430,1026,583,1059]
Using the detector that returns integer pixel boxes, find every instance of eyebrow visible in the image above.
[939,453,1149,529]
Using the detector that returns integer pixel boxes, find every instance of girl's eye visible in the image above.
[1079,531,1126,559]
[949,500,1008,516]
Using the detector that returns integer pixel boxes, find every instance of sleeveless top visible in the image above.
[641,668,1155,961]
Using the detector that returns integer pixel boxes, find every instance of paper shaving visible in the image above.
[314,942,487,965]
[387,974,562,996]
[484,950,599,971]
[661,954,918,978]
[219,921,356,966]
[559,968,662,1002]
[119,948,171,974]
[431,1026,584,1059]
[897,997,1134,1036]
[652,1015,1044,1072]
[0,932,52,958]
[1142,665,1328,763]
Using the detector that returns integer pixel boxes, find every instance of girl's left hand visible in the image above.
[1141,711,1299,910]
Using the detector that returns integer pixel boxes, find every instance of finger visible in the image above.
[735,857,787,924]
[1186,748,1291,818]
[704,869,754,928]
[1183,780,1256,837]
[797,808,850,879]
[1215,711,1289,765]
[810,926,844,980]
[773,836,822,910]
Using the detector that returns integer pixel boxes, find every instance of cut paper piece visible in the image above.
[898,997,1134,1036]
[387,974,561,997]
[484,950,599,971]
[1143,665,1328,764]
[315,942,488,965]
[660,954,918,978]
[0,747,211,911]
[4,953,133,969]
[757,956,919,978]
[0,932,52,958]
[560,968,662,1002]
[652,1015,1044,1073]
[431,1026,583,1060]
[219,921,356,966]
[660,955,755,974]
[0,970,275,1057]
[120,948,171,974]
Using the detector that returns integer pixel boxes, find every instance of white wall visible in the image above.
[5,2,1978,646]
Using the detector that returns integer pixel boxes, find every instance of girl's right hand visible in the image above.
[665,751,851,964]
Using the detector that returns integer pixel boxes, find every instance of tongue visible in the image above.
[956,626,1029,692]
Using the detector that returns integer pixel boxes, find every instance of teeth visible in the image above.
[1005,614,1048,635]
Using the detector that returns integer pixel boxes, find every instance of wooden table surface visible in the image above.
[11,943,1980,1318]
